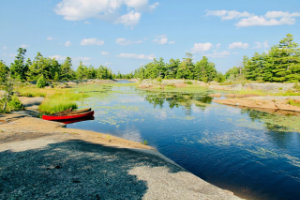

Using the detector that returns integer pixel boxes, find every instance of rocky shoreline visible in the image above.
[0,98,244,199]
[213,96,300,115]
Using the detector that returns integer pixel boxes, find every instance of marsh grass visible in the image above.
[16,86,88,114]
[39,92,86,114]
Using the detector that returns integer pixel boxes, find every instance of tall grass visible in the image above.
[16,86,88,114]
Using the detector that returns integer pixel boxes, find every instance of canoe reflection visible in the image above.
[61,116,95,124]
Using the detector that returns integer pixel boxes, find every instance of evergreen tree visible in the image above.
[60,57,74,81]
[10,48,28,80]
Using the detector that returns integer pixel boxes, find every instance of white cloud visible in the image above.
[229,42,249,49]
[75,56,91,61]
[116,11,141,27]
[115,38,143,45]
[124,0,148,10]
[47,36,54,41]
[19,44,29,48]
[73,56,91,65]
[80,38,104,46]
[64,40,72,47]
[216,43,221,49]
[254,41,269,49]
[50,55,66,61]
[153,35,175,45]
[206,10,250,20]
[101,51,109,56]
[205,51,230,58]
[206,10,300,27]
[119,53,154,60]
[236,15,295,27]
[191,42,213,53]
[55,0,158,27]
[265,11,300,19]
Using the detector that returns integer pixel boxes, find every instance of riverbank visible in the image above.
[0,112,244,200]
[137,79,300,114]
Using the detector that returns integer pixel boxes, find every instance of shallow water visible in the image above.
[68,83,300,200]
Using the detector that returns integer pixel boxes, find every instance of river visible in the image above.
[68,82,300,200]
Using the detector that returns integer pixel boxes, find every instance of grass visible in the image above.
[288,99,300,108]
[16,82,120,115]
[16,85,88,115]
[38,92,85,114]
[139,83,209,94]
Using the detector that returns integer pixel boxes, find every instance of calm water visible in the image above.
[68,83,300,200]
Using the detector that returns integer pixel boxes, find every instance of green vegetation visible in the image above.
[133,34,300,83]
[39,92,79,115]
[3,49,115,86]
[287,99,300,108]
[16,86,87,114]
[226,34,300,82]
[0,60,24,113]
[142,140,148,145]
[133,54,220,82]
[0,47,119,114]
[143,90,212,111]
[36,75,46,88]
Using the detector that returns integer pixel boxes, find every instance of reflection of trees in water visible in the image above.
[144,92,212,112]
[241,109,288,132]
[241,109,300,149]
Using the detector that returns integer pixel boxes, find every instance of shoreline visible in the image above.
[136,79,300,114]
[2,80,299,199]
[0,113,244,200]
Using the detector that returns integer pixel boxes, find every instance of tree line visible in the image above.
[1,49,114,86]
[225,34,300,82]
[133,53,224,82]
[1,34,299,86]
[133,34,300,83]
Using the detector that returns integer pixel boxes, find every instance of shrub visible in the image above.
[37,75,46,88]
[185,80,193,85]
[7,95,23,111]
[0,95,23,113]
[157,77,162,83]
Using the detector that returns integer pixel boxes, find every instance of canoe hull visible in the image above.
[42,111,94,121]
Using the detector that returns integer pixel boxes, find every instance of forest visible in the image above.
[1,34,300,89]
[133,34,300,82]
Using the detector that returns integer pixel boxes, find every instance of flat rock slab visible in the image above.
[214,96,300,115]
[0,114,244,200]
[18,97,44,107]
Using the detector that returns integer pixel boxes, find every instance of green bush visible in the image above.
[7,95,23,111]
[185,80,193,85]
[0,95,23,113]
[157,77,162,83]
[37,75,46,88]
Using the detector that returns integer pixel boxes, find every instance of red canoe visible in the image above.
[42,110,94,121]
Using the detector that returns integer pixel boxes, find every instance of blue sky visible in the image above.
[1,0,300,73]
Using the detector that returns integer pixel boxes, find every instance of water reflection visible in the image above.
[62,116,95,124]
[143,92,213,112]
[240,109,300,133]
[69,83,300,200]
